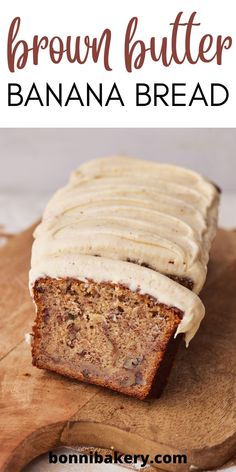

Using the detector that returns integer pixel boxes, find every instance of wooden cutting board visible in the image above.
[1,225,236,472]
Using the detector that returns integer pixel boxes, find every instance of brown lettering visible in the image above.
[7,16,112,72]
[7,14,232,73]
[8,17,28,72]
[216,36,232,65]
[124,13,232,72]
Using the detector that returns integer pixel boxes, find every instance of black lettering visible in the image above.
[65,82,84,106]
[46,83,62,106]
[8,83,23,106]
[59,454,68,464]
[173,454,187,464]
[113,451,124,464]
[136,83,151,106]
[79,454,88,464]
[87,83,103,106]
[68,454,78,464]
[48,451,57,464]
[189,82,208,106]
[124,454,133,464]
[163,454,172,464]
[155,454,162,464]
[24,83,44,106]
[94,452,103,463]
[211,83,229,106]
[154,83,169,106]
[172,83,186,106]
[105,82,124,106]
[139,455,149,468]
[104,455,113,464]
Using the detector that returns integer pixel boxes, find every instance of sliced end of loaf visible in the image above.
[32,277,183,399]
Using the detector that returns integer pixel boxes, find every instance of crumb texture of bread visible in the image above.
[32,277,183,399]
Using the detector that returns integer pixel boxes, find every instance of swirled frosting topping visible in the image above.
[30,156,219,344]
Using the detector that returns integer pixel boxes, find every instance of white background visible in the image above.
[0,0,236,127]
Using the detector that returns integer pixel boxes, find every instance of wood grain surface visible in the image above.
[0,225,236,472]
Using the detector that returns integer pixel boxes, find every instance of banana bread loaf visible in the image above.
[29,156,219,399]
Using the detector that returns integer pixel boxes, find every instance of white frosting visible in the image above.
[29,156,219,345]
[29,254,205,346]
